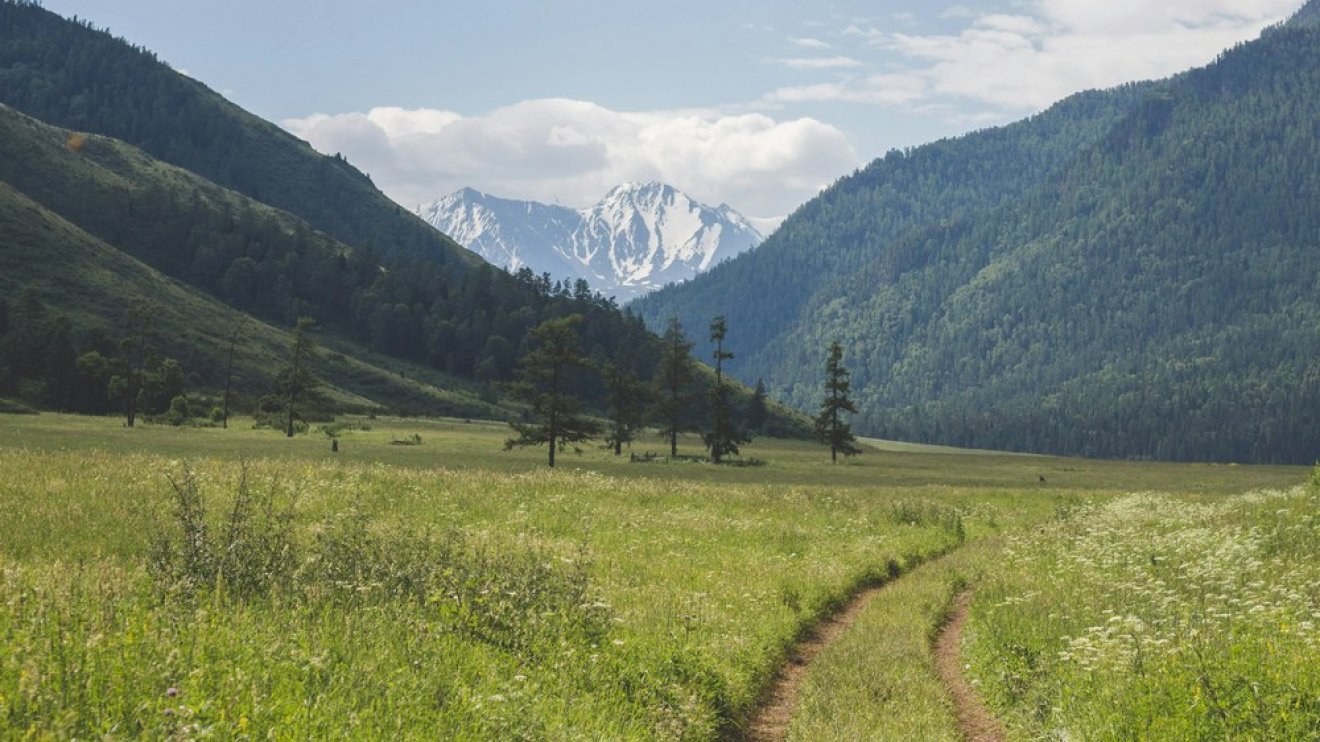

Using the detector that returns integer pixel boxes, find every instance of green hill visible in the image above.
[636,12,1320,463]
[0,178,504,419]
[0,0,477,271]
[0,100,803,437]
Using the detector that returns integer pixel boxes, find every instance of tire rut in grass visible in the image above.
[738,580,894,741]
[934,591,1006,742]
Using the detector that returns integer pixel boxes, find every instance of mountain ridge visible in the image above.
[635,17,1320,463]
[418,182,763,301]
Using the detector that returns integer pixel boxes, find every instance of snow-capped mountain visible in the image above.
[416,182,764,301]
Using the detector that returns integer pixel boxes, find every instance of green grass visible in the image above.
[0,411,1311,739]
[965,487,1320,740]
[787,539,1002,741]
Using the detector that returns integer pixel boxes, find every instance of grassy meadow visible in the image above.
[0,412,1314,739]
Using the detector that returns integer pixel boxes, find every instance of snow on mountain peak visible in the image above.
[416,184,764,301]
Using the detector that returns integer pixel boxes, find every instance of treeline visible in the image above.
[0,291,188,420]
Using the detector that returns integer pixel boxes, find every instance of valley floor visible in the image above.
[0,413,1313,739]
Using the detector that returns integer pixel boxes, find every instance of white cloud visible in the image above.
[790,36,830,49]
[762,73,929,107]
[282,100,858,222]
[814,0,1296,116]
[765,55,865,70]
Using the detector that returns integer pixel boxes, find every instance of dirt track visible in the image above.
[934,591,1006,742]
[740,581,1005,742]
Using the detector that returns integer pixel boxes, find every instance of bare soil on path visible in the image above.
[738,577,1005,742]
[934,591,1006,742]
[738,582,893,741]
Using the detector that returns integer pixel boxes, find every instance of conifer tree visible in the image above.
[815,340,862,463]
[220,320,244,429]
[704,315,748,463]
[108,297,159,428]
[746,378,769,433]
[653,316,697,458]
[504,314,601,467]
[602,362,650,456]
[277,316,320,437]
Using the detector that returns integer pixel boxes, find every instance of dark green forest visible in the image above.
[0,103,657,407]
[637,12,1320,464]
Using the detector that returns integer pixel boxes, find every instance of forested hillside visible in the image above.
[0,0,477,271]
[0,179,507,418]
[0,0,811,443]
[637,11,1320,463]
[0,101,664,410]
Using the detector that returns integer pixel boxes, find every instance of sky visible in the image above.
[41,0,1303,226]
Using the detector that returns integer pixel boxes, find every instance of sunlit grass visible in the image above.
[0,412,1311,738]
[965,486,1320,740]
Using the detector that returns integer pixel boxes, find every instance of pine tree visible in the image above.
[654,316,697,458]
[815,340,861,463]
[602,362,650,456]
[220,319,244,429]
[504,315,601,467]
[746,378,769,433]
[108,297,159,428]
[277,316,320,437]
[704,315,748,463]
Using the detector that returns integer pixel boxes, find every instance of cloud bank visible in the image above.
[768,0,1298,114]
[283,101,858,224]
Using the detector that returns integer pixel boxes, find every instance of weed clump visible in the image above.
[148,464,611,655]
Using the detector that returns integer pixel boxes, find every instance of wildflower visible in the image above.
[166,687,179,698]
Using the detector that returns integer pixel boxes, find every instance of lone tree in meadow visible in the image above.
[653,315,698,458]
[815,340,862,463]
[504,314,602,467]
[704,315,748,463]
[602,362,651,456]
[107,297,159,428]
[277,316,320,437]
[219,319,245,429]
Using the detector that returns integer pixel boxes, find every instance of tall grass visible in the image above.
[0,448,977,739]
[965,486,1320,740]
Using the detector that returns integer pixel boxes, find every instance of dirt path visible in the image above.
[934,591,1006,742]
[738,581,892,741]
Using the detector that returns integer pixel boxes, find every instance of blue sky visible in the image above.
[41,0,1302,224]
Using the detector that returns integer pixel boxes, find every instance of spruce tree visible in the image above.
[815,340,862,463]
[108,297,159,428]
[704,315,748,463]
[602,362,650,456]
[504,315,601,467]
[277,316,320,437]
[746,378,769,433]
[654,316,697,458]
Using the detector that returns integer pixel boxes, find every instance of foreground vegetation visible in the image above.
[967,487,1320,740]
[0,412,1312,738]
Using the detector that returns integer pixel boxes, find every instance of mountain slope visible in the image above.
[0,0,478,270]
[0,179,504,418]
[633,83,1153,372]
[636,18,1320,463]
[418,183,764,301]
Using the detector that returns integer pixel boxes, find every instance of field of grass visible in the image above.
[965,487,1320,740]
[0,411,1313,739]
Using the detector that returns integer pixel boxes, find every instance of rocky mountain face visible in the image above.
[417,182,763,301]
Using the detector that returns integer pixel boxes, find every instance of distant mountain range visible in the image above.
[634,1,1320,464]
[417,183,764,301]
